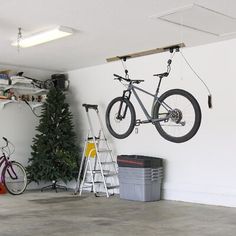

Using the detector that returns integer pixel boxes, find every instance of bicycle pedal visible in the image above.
[135,127,139,134]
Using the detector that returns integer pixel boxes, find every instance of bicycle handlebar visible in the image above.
[2,137,8,144]
[113,74,144,84]
[113,74,130,82]
[2,137,9,149]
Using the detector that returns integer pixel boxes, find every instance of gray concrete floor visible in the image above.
[1,191,236,236]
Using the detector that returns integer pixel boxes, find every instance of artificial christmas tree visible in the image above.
[27,87,79,191]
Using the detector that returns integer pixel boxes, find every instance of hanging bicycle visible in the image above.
[106,47,202,143]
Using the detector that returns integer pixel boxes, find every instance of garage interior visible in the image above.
[1,0,236,235]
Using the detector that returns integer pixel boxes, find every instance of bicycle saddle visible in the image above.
[153,72,169,78]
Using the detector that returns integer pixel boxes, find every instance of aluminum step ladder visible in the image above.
[74,104,119,197]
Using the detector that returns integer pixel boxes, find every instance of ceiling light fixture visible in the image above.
[12,26,73,48]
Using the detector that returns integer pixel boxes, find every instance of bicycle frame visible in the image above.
[0,153,17,184]
[122,80,172,124]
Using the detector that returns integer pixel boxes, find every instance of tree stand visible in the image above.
[41,180,67,192]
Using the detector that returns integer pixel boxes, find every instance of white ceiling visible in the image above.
[0,0,236,71]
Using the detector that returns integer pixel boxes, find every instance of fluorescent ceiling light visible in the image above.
[12,26,73,48]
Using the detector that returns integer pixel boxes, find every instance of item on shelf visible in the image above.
[0,70,13,85]
[0,72,49,110]
[25,95,30,101]
[51,73,69,90]
[10,75,32,86]
[41,94,47,102]
[0,74,8,80]
[37,95,42,102]
[0,78,9,85]
[21,95,26,101]
[6,89,14,100]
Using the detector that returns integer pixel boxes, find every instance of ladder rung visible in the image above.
[107,185,119,190]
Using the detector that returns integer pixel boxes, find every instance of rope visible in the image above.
[179,50,212,108]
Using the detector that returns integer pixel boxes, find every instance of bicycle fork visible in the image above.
[117,90,131,120]
[2,162,18,181]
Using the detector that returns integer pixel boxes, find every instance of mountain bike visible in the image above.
[16,72,55,89]
[105,53,202,143]
[0,137,27,195]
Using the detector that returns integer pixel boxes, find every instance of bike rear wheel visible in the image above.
[153,89,201,143]
[3,161,27,195]
[106,97,136,139]
[43,80,54,89]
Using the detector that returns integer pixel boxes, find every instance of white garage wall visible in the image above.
[68,38,236,207]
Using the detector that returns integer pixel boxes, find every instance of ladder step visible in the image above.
[87,138,107,142]
[101,161,116,165]
[104,172,117,177]
[81,185,92,189]
[107,185,119,190]
[87,170,110,174]
[88,136,99,140]
[98,149,112,153]
[85,181,104,185]
[87,170,116,176]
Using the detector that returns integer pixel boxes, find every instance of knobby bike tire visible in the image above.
[106,97,136,139]
[153,89,201,143]
[3,161,27,195]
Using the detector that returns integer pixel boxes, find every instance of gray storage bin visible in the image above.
[118,167,163,202]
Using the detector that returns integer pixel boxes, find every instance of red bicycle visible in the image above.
[0,137,27,195]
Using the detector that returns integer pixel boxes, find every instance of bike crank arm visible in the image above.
[135,119,152,126]
[151,116,171,124]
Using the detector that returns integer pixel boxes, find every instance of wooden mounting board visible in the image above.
[106,43,185,62]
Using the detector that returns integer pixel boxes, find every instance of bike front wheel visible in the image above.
[153,89,201,143]
[3,161,27,195]
[106,97,136,139]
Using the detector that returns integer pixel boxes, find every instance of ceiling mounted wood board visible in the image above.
[106,43,185,62]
